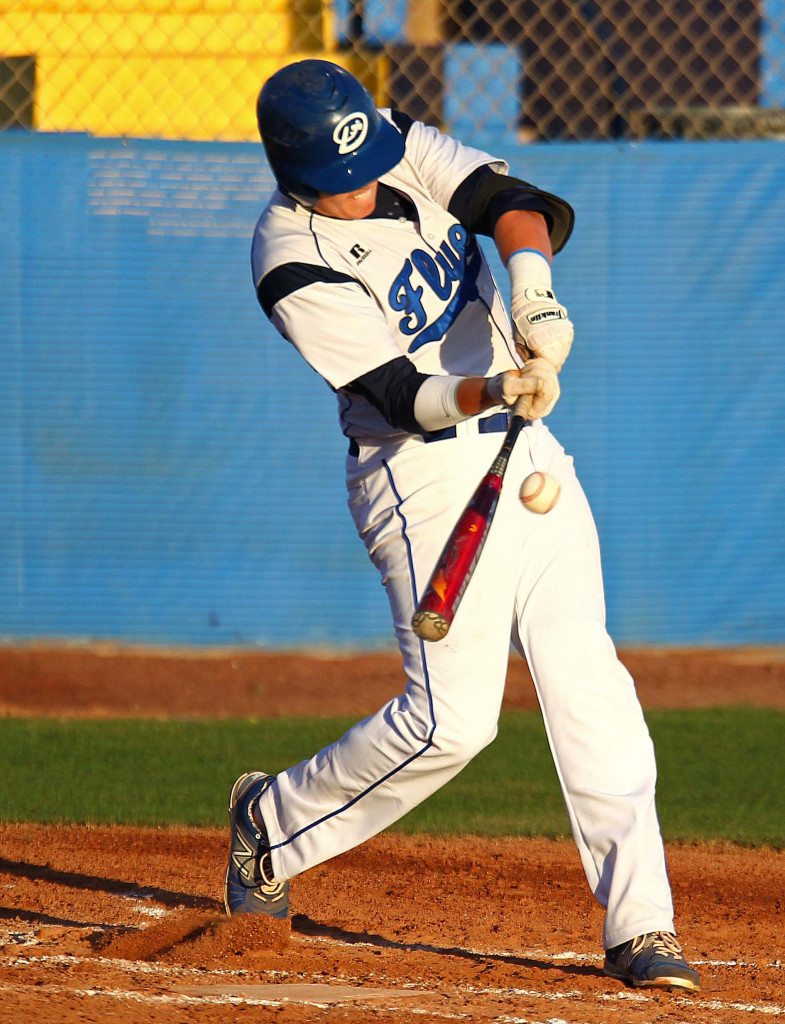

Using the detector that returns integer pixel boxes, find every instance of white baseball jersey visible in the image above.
[252,114,518,445]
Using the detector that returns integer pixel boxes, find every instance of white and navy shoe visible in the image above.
[224,772,289,918]
[604,931,700,991]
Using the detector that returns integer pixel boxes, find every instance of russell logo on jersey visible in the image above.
[350,243,372,264]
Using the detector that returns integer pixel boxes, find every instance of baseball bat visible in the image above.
[411,396,529,642]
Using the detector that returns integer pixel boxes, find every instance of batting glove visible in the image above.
[507,249,574,371]
[510,289,574,372]
[486,359,560,420]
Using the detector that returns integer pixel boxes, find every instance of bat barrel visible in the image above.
[410,409,528,643]
[411,475,503,641]
[411,608,450,642]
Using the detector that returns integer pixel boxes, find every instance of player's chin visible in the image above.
[315,181,379,220]
[344,187,377,218]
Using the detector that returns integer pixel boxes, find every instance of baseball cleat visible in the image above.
[603,931,700,991]
[224,771,289,918]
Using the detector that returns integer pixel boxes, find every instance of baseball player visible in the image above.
[225,58,700,992]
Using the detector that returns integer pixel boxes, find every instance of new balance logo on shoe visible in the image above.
[224,771,290,918]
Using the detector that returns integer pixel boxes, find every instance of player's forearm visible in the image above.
[497,208,575,373]
[422,371,549,420]
[494,209,552,264]
[412,373,511,431]
[458,209,553,416]
[456,376,501,416]
[397,357,559,433]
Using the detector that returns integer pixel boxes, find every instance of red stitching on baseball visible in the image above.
[522,473,545,503]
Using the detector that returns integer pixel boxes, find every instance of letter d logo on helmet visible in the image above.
[257,60,405,206]
[333,112,369,155]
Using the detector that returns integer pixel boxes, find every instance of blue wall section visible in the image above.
[762,0,785,106]
[1,133,784,648]
[499,141,785,645]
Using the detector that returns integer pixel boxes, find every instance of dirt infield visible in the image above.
[0,645,784,1023]
[1,643,784,718]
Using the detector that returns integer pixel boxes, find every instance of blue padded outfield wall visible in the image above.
[1,132,784,649]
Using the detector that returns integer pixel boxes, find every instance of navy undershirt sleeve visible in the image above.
[345,355,430,434]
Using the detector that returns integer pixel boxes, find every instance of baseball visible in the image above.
[520,472,560,514]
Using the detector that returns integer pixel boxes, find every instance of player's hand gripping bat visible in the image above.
[411,395,529,642]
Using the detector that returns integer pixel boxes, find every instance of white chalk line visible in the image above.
[0,981,355,1011]
[118,892,169,918]
[8,921,779,974]
[0,983,607,1024]
[7,950,244,975]
[3,979,785,1024]
[3,949,785,1018]
[304,933,784,972]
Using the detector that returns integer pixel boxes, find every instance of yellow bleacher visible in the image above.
[0,0,384,139]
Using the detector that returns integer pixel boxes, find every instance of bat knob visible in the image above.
[412,609,450,642]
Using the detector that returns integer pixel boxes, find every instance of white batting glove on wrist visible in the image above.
[486,359,560,419]
[510,288,574,372]
[507,249,574,371]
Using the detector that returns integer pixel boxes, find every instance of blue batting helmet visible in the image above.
[257,60,405,206]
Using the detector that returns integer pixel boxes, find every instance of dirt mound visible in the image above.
[101,909,291,962]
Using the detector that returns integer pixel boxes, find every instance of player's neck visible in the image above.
[371,184,417,222]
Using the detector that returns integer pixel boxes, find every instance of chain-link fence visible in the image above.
[3,0,785,140]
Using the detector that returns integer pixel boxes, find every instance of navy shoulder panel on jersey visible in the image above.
[388,110,415,139]
[257,262,365,319]
[448,165,575,254]
[345,354,429,434]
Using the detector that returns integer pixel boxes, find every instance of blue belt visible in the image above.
[347,410,510,457]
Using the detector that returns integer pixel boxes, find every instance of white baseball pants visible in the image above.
[259,421,675,949]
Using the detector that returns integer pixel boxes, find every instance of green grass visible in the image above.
[0,709,783,846]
